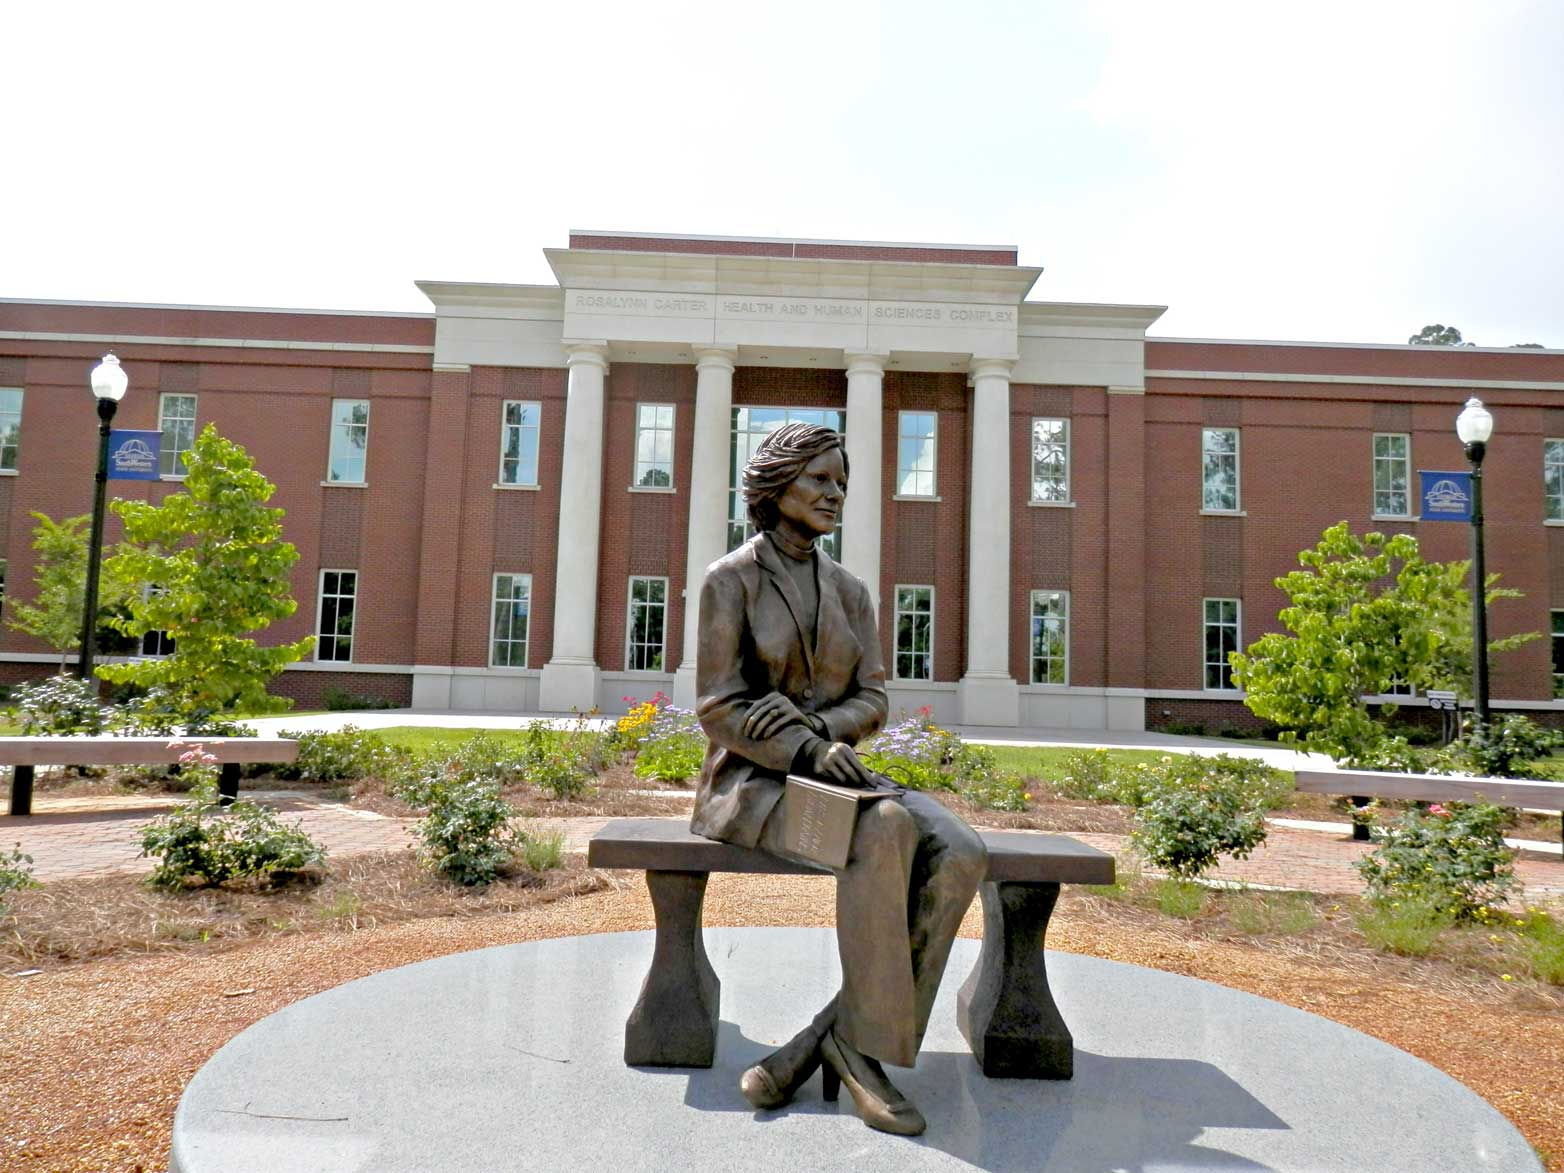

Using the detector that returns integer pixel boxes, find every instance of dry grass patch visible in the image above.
[1,850,609,969]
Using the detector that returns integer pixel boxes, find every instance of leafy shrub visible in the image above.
[632,703,707,784]
[322,686,400,711]
[140,784,326,889]
[110,685,253,736]
[860,712,1002,793]
[1353,898,1452,956]
[413,774,519,886]
[1355,802,1517,919]
[1131,758,1272,879]
[961,771,1030,812]
[274,726,407,784]
[8,674,105,735]
[525,724,602,799]
[1445,714,1563,779]
[1,843,38,908]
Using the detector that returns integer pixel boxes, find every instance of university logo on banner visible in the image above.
[107,430,162,481]
[1419,470,1473,522]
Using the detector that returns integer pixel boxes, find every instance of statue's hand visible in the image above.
[743,691,807,741]
[810,741,877,787]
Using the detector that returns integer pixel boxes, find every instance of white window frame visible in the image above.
[893,584,935,681]
[316,569,358,663]
[894,410,938,499]
[1201,427,1241,513]
[1029,590,1069,685]
[632,403,676,490]
[490,573,532,668]
[1030,417,1070,503]
[158,392,198,478]
[1372,432,1412,518]
[0,556,7,619]
[625,575,669,671]
[327,399,370,485]
[499,400,541,488]
[1552,610,1564,699]
[1545,439,1564,522]
[0,388,23,472]
[1203,597,1241,690]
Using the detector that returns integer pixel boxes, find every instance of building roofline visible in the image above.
[1149,334,1561,356]
[568,228,1018,253]
[0,296,433,320]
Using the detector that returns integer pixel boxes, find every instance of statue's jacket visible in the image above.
[692,532,888,848]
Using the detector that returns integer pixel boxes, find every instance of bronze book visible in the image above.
[781,774,897,870]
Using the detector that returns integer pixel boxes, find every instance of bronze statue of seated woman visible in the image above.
[691,421,986,1136]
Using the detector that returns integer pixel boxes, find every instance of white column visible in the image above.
[959,355,1020,726]
[539,341,609,713]
[671,347,737,710]
[842,351,886,615]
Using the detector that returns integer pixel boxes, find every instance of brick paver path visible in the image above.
[4,793,1561,903]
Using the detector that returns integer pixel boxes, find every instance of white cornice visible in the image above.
[1020,301,1167,336]
[569,228,1019,252]
[0,330,433,355]
[1151,335,1563,356]
[1146,369,1564,392]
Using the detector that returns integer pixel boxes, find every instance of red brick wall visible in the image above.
[595,363,696,673]
[270,670,412,710]
[883,371,968,681]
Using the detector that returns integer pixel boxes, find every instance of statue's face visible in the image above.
[775,447,847,539]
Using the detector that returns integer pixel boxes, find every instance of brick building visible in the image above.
[1,231,1561,730]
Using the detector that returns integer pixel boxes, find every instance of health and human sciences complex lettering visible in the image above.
[568,290,1016,326]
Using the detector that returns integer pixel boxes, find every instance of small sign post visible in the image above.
[1426,689,1460,744]
[1419,471,1473,522]
[107,430,162,481]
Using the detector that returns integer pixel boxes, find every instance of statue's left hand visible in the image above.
[743,691,807,740]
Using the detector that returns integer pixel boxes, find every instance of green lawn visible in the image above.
[983,745,1177,778]
[369,727,541,754]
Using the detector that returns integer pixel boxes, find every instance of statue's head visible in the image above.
[742,422,849,532]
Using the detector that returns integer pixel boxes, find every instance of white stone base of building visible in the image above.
[957,673,1021,726]
[538,659,601,714]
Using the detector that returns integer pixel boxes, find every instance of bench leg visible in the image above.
[957,880,1072,1079]
[1350,796,1371,841]
[7,765,34,817]
[218,763,240,807]
[624,870,719,1068]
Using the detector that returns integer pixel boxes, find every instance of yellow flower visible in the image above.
[1501,974,1514,982]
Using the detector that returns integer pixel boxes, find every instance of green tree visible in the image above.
[4,511,135,668]
[1230,522,1531,768]
[1408,323,1473,346]
[96,425,313,720]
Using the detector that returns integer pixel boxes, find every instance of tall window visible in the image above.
[159,393,197,477]
[1546,439,1564,521]
[500,401,541,487]
[1030,418,1070,502]
[327,399,370,484]
[728,406,845,556]
[1554,611,1564,698]
[1203,598,1240,690]
[139,586,175,657]
[634,404,675,488]
[1029,591,1069,684]
[491,574,531,667]
[0,557,6,618]
[626,576,668,670]
[0,388,22,471]
[895,411,937,497]
[893,585,934,681]
[1202,427,1240,511]
[1373,433,1411,517]
[317,570,357,662]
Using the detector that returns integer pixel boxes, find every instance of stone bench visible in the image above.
[586,816,1115,1080]
[1,736,300,817]
[1294,768,1564,848]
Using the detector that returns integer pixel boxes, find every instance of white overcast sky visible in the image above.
[5,0,1561,345]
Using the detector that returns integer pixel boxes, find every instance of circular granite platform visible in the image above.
[171,928,1539,1172]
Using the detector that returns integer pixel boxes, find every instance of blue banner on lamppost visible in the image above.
[1419,470,1473,522]
[107,430,162,480]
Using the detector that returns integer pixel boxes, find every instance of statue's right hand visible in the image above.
[809,741,876,787]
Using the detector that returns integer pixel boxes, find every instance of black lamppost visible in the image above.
[1456,395,1495,734]
[77,353,128,681]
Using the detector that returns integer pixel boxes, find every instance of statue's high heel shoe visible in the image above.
[740,1026,825,1110]
[819,1028,926,1136]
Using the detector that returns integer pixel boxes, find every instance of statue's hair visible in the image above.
[742,422,849,531]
